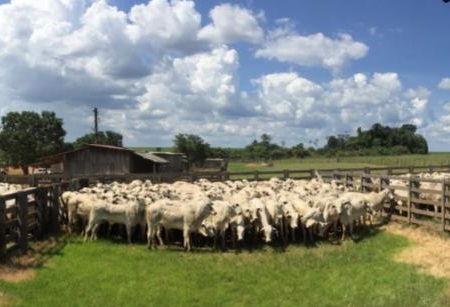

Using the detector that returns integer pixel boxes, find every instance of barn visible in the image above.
[34,144,176,176]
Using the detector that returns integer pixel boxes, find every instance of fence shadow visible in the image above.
[1,234,68,269]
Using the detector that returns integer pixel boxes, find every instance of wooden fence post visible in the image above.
[0,197,6,258]
[37,187,48,236]
[442,179,448,232]
[51,187,60,233]
[253,170,259,181]
[407,177,412,224]
[283,169,289,180]
[17,192,28,253]
[346,172,353,190]
[409,177,420,224]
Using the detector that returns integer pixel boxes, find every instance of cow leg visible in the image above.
[126,224,132,244]
[231,227,236,249]
[220,230,226,251]
[341,223,347,241]
[91,223,101,240]
[84,220,94,242]
[301,225,307,244]
[147,226,153,249]
[291,227,296,243]
[308,228,314,243]
[156,226,164,246]
[279,220,285,245]
[183,228,191,251]
[349,222,354,240]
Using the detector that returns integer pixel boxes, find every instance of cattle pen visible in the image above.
[2,164,450,258]
[0,184,62,258]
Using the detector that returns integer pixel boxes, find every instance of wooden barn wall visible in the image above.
[130,155,157,173]
[64,148,131,175]
[155,154,184,172]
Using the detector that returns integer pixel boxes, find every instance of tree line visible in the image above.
[173,123,429,166]
[0,111,429,173]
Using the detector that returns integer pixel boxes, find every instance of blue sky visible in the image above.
[1,0,450,150]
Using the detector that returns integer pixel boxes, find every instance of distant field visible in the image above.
[228,153,450,173]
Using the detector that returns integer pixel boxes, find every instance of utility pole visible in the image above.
[93,107,98,144]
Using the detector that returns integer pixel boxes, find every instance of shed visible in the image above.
[149,152,187,172]
[34,144,169,176]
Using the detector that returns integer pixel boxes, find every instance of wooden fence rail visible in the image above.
[2,164,450,186]
[331,170,450,233]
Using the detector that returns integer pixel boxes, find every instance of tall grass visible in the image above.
[0,231,447,306]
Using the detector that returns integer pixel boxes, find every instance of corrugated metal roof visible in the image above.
[84,144,130,151]
[134,152,169,163]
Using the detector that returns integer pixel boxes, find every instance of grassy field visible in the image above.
[227,153,450,173]
[0,230,448,307]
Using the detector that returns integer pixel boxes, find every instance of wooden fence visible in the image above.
[2,164,450,257]
[0,184,62,258]
[332,171,450,232]
[3,164,450,186]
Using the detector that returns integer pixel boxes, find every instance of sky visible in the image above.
[1,0,450,150]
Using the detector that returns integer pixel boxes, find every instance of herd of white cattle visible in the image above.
[58,172,399,251]
[2,171,450,251]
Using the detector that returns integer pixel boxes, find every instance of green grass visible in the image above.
[229,153,450,172]
[1,231,448,306]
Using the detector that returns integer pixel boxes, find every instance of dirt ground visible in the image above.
[0,237,64,283]
[382,223,450,279]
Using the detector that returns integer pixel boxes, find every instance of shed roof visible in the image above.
[134,152,169,164]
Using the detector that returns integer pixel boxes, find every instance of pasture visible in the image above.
[227,153,450,173]
[0,229,448,307]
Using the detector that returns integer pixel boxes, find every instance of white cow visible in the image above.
[146,196,216,251]
[84,197,146,243]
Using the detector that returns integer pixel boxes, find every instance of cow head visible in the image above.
[199,223,215,237]
[260,225,274,243]
[231,203,242,215]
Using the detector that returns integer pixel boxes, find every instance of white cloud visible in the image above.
[438,78,450,90]
[198,3,264,44]
[255,32,368,73]
[128,0,202,53]
[251,72,322,123]
[0,0,444,150]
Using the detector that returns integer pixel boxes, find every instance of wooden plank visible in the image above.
[410,187,441,195]
[0,197,6,258]
[409,207,437,217]
[410,198,438,206]
[5,219,18,228]
[17,192,28,252]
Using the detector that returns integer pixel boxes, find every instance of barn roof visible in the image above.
[32,144,173,166]
[134,152,169,164]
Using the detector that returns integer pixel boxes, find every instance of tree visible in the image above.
[291,143,310,158]
[173,133,211,168]
[0,111,66,174]
[73,130,123,149]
